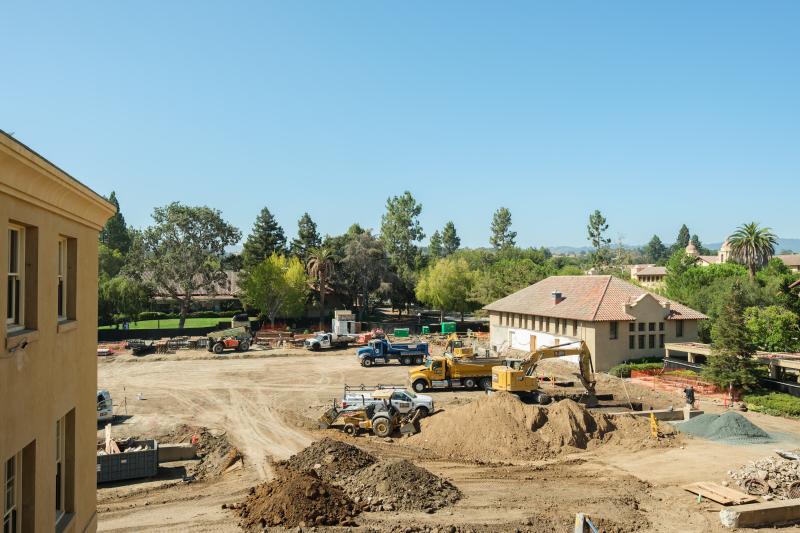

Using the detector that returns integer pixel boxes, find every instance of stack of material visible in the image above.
[730,454,800,499]
[676,412,773,444]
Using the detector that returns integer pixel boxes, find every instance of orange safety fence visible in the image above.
[629,369,730,400]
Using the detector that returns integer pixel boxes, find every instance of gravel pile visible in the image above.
[676,412,773,444]
[729,455,800,499]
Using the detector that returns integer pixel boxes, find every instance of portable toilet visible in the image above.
[421,325,430,334]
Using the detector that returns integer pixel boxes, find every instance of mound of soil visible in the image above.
[410,393,671,462]
[282,437,376,483]
[676,412,772,443]
[347,458,461,512]
[237,468,359,530]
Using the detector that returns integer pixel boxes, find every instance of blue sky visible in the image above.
[2,2,798,248]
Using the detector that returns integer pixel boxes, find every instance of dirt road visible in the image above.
[97,350,800,532]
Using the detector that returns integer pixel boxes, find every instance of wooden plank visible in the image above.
[683,482,757,505]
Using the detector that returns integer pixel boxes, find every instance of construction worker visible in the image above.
[683,386,695,408]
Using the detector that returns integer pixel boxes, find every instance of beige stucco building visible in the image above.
[689,240,800,272]
[485,275,707,371]
[0,131,115,532]
[630,264,667,288]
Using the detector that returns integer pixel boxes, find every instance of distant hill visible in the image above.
[548,238,800,256]
[707,238,800,254]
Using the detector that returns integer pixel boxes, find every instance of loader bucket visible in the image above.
[400,419,420,435]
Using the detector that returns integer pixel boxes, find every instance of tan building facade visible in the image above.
[630,264,667,288]
[485,275,707,371]
[0,131,114,532]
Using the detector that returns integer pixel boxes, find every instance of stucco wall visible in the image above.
[0,139,112,533]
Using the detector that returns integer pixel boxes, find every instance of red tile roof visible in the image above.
[634,266,667,276]
[484,275,707,321]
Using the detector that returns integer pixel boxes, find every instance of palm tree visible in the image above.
[306,247,337,330]
[728,222,778,279]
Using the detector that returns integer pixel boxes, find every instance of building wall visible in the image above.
[0,139,113,533]
[488,301,701,371]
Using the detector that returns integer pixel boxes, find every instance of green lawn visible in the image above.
[99,318,229,330]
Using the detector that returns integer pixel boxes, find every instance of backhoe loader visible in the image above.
[491,340,598,406]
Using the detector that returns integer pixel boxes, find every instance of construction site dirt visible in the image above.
[97,346,800,532]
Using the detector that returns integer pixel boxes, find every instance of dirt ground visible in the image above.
[97,346,800,532]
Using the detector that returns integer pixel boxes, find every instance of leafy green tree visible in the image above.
[702,280,761,392]
[471,258,553,306]
[490,207,517,250]
[240,254,308,328]
[380,191,424,270]
[290,212,321,260]
[586,209,611,266]
[99,243,125,278]
[242,207,286,268]
[728,222,778,279]
[643,235,668,264]
[416,257,475,321]
[441,221,460,256]
[221,253,244,271]
[343,232,390,319]
[306,247,337,329]
[428,230,443,259]
[129,203,241,328]
[99,191,132,254]
[744,306,800,352]
[98,275,153,326]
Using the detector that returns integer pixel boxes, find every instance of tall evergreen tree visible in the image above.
[290,212,321,260]
[675,224,691,249]
[242,207,286,268]
[100,191,132,253]
[586,209,611,266]
[702,280,760,392]
[428,230,443,259]
[643,235,667,264]
[490,207,517,249]
[441,221,461,256]
[380,191,424,270]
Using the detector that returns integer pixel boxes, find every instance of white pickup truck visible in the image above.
[304,332,356,351]
[342,386,434,417]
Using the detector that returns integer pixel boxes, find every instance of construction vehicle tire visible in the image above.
[537,393,552,405]
[415,406,429,418]
[463,377,477,389]
[414,356,424,365]
[362,358,373,367]
[343,424,357,436]
[212,342,225,354]
[412,379,427,393]
[238,340,250,352]
[479,377,492,390]
[372,417,392,438]
[402,356,412,365]
[310,343,320,351]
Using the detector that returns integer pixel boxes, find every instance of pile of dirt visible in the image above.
[409,393,671,462]
[237,468,359,530]
[157,425,241,479]
[676,412,773,443]
[281,437,376,483]
[346,458,461,512]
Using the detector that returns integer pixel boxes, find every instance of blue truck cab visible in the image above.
[357,338,429,367]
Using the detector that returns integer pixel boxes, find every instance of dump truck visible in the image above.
[407,354,505,392]
[357,339,429,366]
[207,326,251,354]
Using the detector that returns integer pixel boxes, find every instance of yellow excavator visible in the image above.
[491,340,598,406]
[443,333,474,358]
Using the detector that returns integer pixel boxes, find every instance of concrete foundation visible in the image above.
[608,408,703,421]
[720,498,800,528]
[157,443,197,463]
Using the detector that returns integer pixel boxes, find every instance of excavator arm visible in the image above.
[518,340,597,400]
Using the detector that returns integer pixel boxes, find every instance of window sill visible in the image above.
[56,512,75,533]
[6,328,39,351]
[58,320,78,334]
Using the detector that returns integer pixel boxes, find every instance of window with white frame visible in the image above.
[56,417,65,522]
[57,237,67,320]
[6,226,24,332]
[3,455,18,533]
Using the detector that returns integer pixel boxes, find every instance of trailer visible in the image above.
[356,339,429,367]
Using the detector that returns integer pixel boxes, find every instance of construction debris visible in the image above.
[730,454,800,499]
[281,437,376,483]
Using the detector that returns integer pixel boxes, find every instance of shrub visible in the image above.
[743,392,800,418]
[189,310,222,318]
[138,311,171,321]
[608,362,664,378]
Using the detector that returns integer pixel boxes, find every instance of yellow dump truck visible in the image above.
[408,355,505,393]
